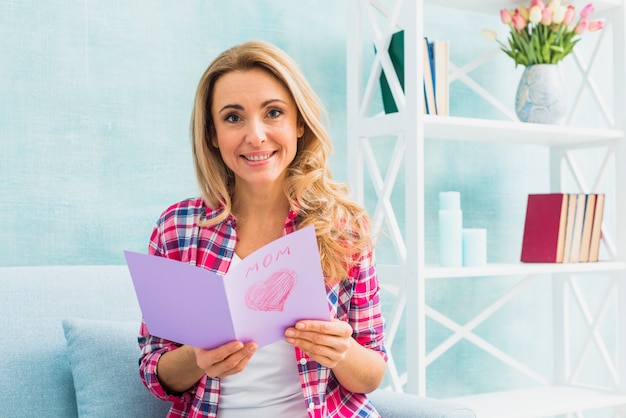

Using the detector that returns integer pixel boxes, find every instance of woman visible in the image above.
[138,40,387,418]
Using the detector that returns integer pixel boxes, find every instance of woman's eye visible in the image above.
[225,114,240,123]
[267,109,282,118]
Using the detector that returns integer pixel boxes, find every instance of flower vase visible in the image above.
[515,64,566,125]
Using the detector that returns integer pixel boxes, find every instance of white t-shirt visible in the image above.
[217,253,308,418]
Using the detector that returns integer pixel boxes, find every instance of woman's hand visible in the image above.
[193,341,258,379]
[284,318,385,393]
[284,319,353,368]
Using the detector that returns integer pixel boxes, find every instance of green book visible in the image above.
[378,30,404,114]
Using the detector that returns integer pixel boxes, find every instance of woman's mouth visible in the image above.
[243,152,274,162]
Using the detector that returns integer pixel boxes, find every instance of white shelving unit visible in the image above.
[346,0,626,416]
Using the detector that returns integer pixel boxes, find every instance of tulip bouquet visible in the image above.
[483,0,604,67]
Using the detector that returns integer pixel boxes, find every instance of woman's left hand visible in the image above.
[284,319,353,368]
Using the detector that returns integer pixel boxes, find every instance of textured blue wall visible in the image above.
[1,0,347,266]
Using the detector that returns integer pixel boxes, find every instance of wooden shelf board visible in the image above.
[449,386,626,418]
[423,261,626,279]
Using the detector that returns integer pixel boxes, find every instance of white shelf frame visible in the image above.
[346,0,626,416]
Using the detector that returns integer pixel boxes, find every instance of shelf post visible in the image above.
[402,0,426,396]
[611,0,626,398]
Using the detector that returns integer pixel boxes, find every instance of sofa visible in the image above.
[0,265,475,418]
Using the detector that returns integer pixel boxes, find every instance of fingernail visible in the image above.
[285,329,295,337]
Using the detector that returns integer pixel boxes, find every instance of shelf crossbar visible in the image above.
[380,282,407,391]
[570,24,615,127]
[426,274,549,385]
[448,48,518,121]
[568,276,621,387]
[360,0,406,117]
[362,136,407,261]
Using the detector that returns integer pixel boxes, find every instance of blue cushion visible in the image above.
[62,317,170,418]
[0,266,143,418]
[369,390,475,418]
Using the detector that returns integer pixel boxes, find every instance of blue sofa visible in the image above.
[0,265,474,418]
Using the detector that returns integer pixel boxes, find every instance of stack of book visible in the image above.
[521,193,606,263]
[379,30,449,116]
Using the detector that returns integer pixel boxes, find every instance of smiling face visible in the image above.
[210,68,304,195]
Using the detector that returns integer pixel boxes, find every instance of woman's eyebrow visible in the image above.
[218,103,244,113]
[261,98,287,107]
[218,98,288,114]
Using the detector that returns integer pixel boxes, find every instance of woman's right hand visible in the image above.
[193,341,258,379]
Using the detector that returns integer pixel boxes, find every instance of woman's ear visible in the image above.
[297,121,305,139]
[208,123,219,148]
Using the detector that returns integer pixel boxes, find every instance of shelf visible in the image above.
[423,261,626,279]
[356,113,624,146]
[449,386,626,418]
[425,115,624,146]
[348,0,626,405]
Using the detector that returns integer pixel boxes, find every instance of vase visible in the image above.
[515,64,566,125]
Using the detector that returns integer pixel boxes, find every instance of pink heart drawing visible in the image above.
[245,269,298,312]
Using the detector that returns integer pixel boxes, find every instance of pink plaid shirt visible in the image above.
[138,198,387,417]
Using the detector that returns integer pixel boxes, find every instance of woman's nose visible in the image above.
[245,118,267,146]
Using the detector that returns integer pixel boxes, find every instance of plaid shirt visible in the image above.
[138,197,387,418]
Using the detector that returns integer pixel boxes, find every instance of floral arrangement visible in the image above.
[483,0,604,67]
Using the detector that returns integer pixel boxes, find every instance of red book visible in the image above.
[521,193,569,263]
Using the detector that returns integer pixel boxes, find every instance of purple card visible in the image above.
[124,225,331,349]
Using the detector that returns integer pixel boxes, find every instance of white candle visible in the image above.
[439,191,461,210]
[439,209,463,267]
[462,228,487,267]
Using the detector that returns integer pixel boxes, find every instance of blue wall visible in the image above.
[1,0,347,266]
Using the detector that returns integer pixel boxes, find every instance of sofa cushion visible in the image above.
[62,317,170,418]
[0,265,145,418]
[369,390,476,418]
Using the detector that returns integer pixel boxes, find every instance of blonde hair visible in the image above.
[191,40,372,284]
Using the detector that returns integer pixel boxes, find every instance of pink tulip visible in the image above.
[530,0,545,9]
[580,3,594,19]
[588,20,604,32]
[512,12,528,30]
[500,8,513,24]
[541,7,553,25]
[575,19,589,34]
[563,5,576,25]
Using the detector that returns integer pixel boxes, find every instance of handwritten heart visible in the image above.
[245,269,298,312]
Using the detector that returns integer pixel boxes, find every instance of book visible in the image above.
[379,30,404,114]
[578,193,597,262]
[124,226,330,349]
[423,37,437,115]
[569,194,587,263]
[432,40,449,116]
[521,193,569,263]
[378,31,440,115]
[588,193,606,262]
[561,193,578,263]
